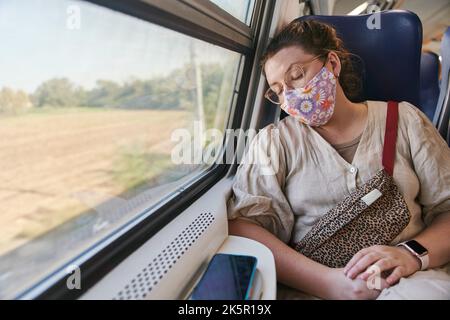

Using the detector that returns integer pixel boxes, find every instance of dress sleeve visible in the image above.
[405,102,450,226]
[226,124,295,244]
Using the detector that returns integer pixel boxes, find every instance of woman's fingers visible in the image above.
[380,277,390,291]
[344,248,370,275]
[386,266,406,285]
[346,252,381,279]
[357,258,394,281]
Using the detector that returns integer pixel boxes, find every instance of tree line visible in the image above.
[0,63,229,115]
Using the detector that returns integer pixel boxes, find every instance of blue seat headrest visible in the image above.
[434,27,450,141]
[419,51,440,121]
[293,10,422,106]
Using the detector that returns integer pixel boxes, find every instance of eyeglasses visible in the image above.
[264,54,327,105]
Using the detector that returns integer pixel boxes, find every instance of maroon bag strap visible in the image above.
[382,101,399,176]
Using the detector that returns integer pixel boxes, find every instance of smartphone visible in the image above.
[190,253,258,300]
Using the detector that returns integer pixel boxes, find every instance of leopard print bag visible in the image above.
[292,101,411,268]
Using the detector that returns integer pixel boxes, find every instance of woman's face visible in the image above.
[264,45,341,104]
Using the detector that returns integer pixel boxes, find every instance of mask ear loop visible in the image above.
[280,83,289,110]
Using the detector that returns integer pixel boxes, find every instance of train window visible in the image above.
[0,0,245,298]
[209,0,255,24]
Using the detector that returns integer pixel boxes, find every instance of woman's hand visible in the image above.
[343,245,421,286]
[323,267,388,300]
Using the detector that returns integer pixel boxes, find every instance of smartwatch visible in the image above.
[397,240,429,271]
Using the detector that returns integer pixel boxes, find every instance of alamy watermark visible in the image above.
[66,264,81,290]
[366,265,382,290]
[170,121,282,175]
[366,5,381,30]
[66,5,81,30]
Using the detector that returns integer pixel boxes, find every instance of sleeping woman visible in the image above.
[226,19,450,300]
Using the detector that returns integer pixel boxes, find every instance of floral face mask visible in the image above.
[282,66,337,127]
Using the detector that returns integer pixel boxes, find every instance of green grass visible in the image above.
[112,146,175,192]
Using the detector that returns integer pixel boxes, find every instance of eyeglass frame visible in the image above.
[264,52,329,105]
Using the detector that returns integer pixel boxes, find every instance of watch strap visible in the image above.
[397,242,429,271]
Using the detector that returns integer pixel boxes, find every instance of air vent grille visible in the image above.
[113,212,214,300]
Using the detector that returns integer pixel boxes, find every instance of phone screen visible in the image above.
[190,253,258,300]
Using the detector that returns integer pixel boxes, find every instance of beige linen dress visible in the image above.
[227,100,450,299]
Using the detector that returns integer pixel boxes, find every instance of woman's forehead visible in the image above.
[265,46,314,86]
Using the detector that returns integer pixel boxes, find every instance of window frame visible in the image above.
[11,0,274,299]
[85,0,261,54]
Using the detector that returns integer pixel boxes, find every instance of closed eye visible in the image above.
[289,66,305,81]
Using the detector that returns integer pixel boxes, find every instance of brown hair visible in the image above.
[261,19,362,101]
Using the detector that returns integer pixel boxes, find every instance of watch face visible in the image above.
[406,240,428,255]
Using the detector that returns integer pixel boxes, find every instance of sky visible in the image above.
[0,0,247,93]
[210,0,254,24]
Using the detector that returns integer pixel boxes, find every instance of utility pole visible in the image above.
[189,41,205,147]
